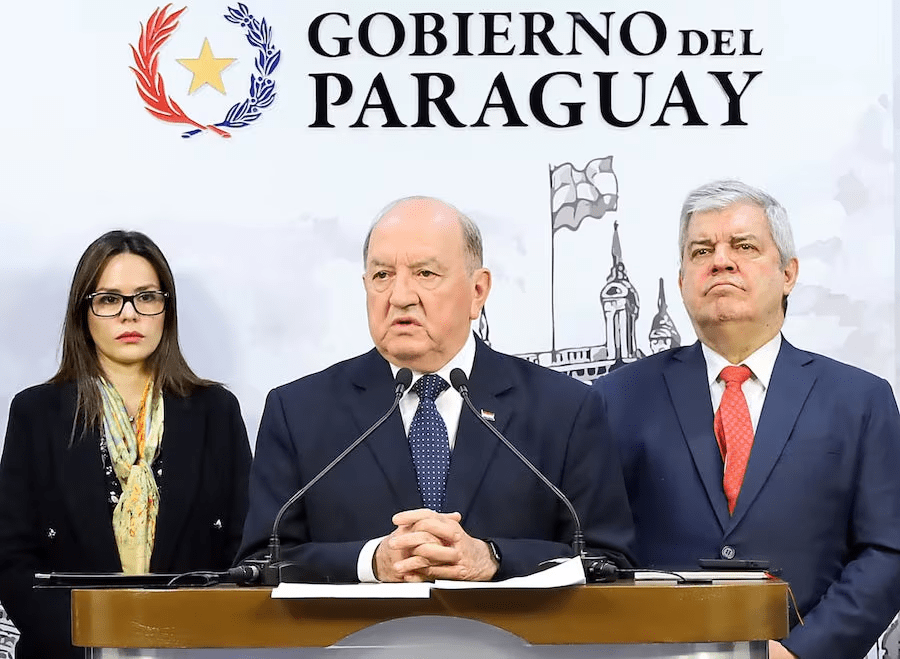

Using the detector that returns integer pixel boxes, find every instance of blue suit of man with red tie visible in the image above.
[594,180,900,659]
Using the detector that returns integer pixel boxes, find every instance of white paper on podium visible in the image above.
[270,557,586,598]
[271,582,432,599]
[433,556,586,589]
[633,570,770,582]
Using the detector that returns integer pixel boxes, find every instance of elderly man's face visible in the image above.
[363,199,491,373]
[679,202,797,336]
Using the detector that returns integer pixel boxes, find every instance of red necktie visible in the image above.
[714,365,753,515]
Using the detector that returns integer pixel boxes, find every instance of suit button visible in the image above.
[720,545,736,559]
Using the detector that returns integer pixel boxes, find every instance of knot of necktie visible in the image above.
[413,373,449,402]
[720,364,752,387]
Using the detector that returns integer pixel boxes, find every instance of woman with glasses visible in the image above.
[0,230,252,659]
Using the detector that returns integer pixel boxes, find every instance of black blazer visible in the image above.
[0,381,252,659]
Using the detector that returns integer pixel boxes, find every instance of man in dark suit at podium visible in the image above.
[239,196,634,582]
[593,179,900,659]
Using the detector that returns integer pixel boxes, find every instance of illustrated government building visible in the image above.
[514,223,681,384]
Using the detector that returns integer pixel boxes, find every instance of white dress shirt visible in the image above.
[701,333,782,432]
[391,331,477,449]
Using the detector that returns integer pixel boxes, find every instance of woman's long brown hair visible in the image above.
[50,230,212,439]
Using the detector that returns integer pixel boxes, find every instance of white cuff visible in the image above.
[357,536,386,582]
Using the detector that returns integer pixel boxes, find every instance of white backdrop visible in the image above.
[0,2,897,656]
[0,0,894,444]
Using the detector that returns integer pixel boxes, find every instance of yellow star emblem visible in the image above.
[176,38,236,95]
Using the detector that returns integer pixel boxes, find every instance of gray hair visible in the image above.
[678,179,797,270]
[362,196,484,274]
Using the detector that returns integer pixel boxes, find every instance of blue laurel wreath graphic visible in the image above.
[182,3,280,138]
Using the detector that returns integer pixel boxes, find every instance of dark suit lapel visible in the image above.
[151,393,204,571]
[664,343,731,531]
[444,340,507,517]
[56,385,121,569]
[352,350,422,511]
[728,340,815,528]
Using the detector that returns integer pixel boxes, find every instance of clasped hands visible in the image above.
[374,508,498,582]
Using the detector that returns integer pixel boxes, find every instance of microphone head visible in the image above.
[395,367,413,392]
[449,368,468,392]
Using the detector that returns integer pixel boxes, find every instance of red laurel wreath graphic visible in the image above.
[129,5,232,138]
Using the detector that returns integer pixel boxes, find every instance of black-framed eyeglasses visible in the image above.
[86,291,169,317]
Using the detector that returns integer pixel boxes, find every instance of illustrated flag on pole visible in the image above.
[550,156,618,233]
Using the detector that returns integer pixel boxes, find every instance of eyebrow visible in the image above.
[408,258,443,270]
[688,234,759,248]
[367,258,443,270]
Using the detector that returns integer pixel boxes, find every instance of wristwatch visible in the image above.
[484,538,502,569]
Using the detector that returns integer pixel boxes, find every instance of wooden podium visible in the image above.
[72,580,788,658]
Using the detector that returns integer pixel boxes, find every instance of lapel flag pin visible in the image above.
[480,410,495,421]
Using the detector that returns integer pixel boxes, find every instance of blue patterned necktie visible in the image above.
[408,374,451,512]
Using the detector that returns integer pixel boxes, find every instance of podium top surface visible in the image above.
[71,580,789,648]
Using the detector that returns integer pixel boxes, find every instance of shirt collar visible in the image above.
[702,333,782,389]
[387,331,477,389]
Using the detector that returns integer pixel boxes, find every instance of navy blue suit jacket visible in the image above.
[239,337,635,581]
[593,339,900,659]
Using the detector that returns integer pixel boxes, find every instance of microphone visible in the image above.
[449,368,620,583]
[236,367,413,586]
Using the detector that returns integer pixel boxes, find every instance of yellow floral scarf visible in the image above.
[99,378,164,574]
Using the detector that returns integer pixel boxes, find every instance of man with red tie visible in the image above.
[593,179,900,659]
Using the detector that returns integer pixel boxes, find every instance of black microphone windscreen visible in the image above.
[226,563,261,584]
[395,367,413,391]
[449,368,468,392]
